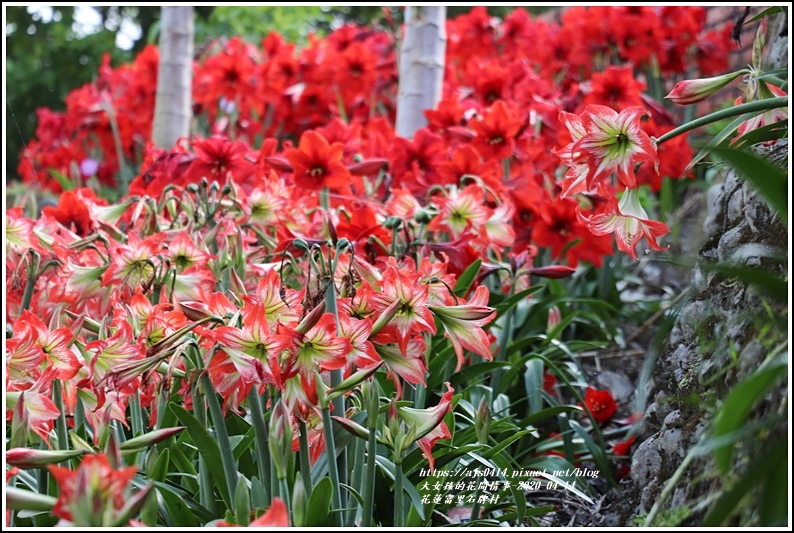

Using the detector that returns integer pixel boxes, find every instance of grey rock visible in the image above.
[717,223,750,261]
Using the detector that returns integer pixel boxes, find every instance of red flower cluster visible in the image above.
[15,7,738,269]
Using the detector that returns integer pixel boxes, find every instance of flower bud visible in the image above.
[383,216,403,230]
[268,400,293,480]
[6,448,87,470]
[547,305,562,334]
[665,71,745,105]
[529,265,576,279]
[120,426,186,452]
[348,158,388,176]
[475,397,491,445]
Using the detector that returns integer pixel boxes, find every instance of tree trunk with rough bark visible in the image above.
[395,6,446,140]
[152,7,194,149]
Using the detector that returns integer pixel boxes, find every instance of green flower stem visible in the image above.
[347,435,364,526]
[130,391,145,468]
[298,421,312,502]
[155,386,167,430]
[321,405,343,527]
[248,387,271,501]
[361,387,379,527]
[74,397,87,434]
[323,263,348,506]
[490,297,515,392]
[201,374,238,513]
[37,439,49,498]
[469,479,485,523]
[52,380,68,451]
[279,477,292,521]
[19,270,37,313]
[656,96,788,144]
[193,384,216,514]
[394,458,404,527]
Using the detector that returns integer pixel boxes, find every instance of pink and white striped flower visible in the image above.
[572,105,659,190]
[428,285,496,371]
[578,187,669,261]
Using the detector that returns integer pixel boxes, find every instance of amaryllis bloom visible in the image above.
[733,83,788,141]
[581,66,646,110]
[372,264,437,354]
[396,382,455,471]
[469,101,523,160]
[612,435,636,456]
[8,386,61,445]
[374,334,428,398]
[573,105,659,190]
[291,313,352,379]
[285,130,351,191]
[41,189,95,237]
[582,387,618,423]
[666,71,745,105]
[185,136,253,185]
[578,187,669,261]
[389,128,445,192]
[48,453,149,527]
[555,111,599,198]
[428,286,496,371]
[217,497,289,527]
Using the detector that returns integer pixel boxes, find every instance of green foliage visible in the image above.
[193,6,335,47]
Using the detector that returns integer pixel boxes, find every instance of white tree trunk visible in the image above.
[152,7,194,148]
[395,6,447,140]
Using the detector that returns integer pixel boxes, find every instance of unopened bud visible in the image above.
[6,448,86,470]
[268,400,293,480]
[665,71,745,105]
[475,397,491,445]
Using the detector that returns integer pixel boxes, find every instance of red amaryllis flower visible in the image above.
[41,189,94,237]
[285,130,351,191]
[582,387,617,423]
[48,453,146,527]
[217,497,290,527]
[543,372,557,394]
[185,136,253,185]
[469,101,523,160]
[389,127,446,192]
[582,66,646,111]
[425,98,464,136]
[612,435,636,456]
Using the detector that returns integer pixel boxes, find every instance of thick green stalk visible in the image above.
[347,435,364,526]
[298,421,312,501]
[19,271,37,313]
[469,476,485,522]
[657,96,788,144]
[279,477,292,520]
[394,458,404,527]
[323,252,348,504]
[36,439,49,499]
[193,383,216,514]
[248,387,271,501]
[52,381,68,451]
[130,391,145,468]
[321,406,342,527]
[490,304,515,392]
[201,374,238,513]
[74,397,87,434]
[362,429,379,526]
